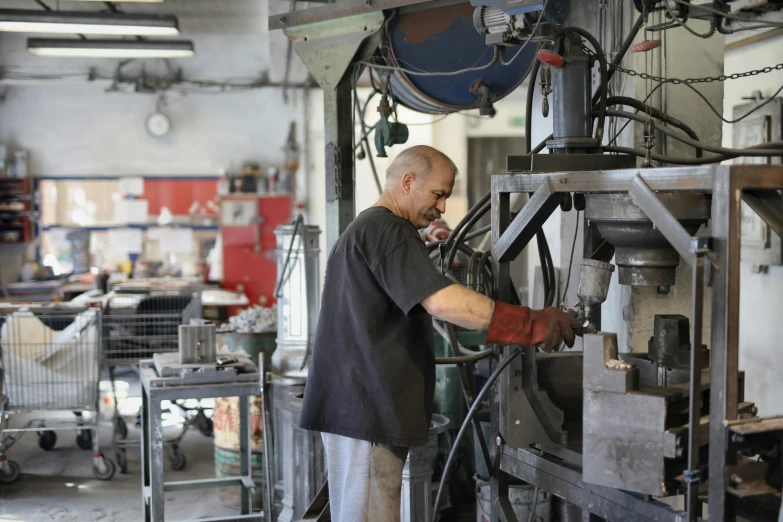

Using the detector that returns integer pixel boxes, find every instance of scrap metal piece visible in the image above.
[178,322,216,365]
[583,333,638,394]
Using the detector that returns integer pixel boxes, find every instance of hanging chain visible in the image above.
[610,62,783,85]
[579,42,783,84]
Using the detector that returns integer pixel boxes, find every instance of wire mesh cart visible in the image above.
[0,305,115,482]
[101,283,210,473]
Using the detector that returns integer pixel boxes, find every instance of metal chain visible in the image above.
[579,42,783,84]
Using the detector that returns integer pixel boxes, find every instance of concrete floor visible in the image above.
[0,412,243,522]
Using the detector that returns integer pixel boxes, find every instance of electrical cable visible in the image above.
[662,0,718,38]
[561,211,580,303]
[606,96,702,156]
[536,232,556,307]
[592,15,645,110]
[604,109,783,157]
[541,229,556,306]
[562,26,609,143]
[671,0,783,28]
[500,0,551,66]
[432,347,524,521]
[527,487,540,522]
[679,78,783,125]
[523,51,556,308]
[603,142,783,165]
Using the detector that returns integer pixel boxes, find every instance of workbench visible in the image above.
[139,360,263,522]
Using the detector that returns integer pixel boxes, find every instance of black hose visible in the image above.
[602,143,783,165]
[524,57,556,309]
[536,232,552,307]
[562,26,608,143]
[478,251,493,297]
[531,134,552,154]
[426,225,491,252]
[604,112,783,158]
[541,229,556,307]
[525,58,541,154]
[432,347,524,521]
[592,15,645,106]
[468,251,482,290]
[447,201,491,271]
[443,192,491,259]
[605,97,703,157]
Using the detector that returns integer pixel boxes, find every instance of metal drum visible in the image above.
[387,3,536,114]
[214,396,264,510]
[475,476,552,522]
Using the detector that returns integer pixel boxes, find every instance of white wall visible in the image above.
[0,0,309,178]
[0,85,303,177]
[723,35,783,417]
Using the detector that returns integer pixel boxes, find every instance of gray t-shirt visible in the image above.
[299,206,455,447]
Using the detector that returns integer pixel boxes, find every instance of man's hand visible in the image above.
[485,302,582,352]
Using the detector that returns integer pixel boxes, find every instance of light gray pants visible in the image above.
[321,432,409,522]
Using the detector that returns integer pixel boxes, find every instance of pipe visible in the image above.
[432,347,525,521]
[592,15,645,106]
[562,27,608,143]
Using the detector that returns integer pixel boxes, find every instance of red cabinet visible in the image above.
[220,194,292,307]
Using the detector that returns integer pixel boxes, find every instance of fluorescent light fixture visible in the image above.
[0,9,179,36]
[28,38,195,58]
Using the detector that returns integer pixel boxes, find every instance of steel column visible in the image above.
[687,255,705,521]
[708,168,741,522]
[491,183,512,522]
[323,80,355,252]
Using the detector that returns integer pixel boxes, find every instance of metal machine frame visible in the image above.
[490,165,783,522]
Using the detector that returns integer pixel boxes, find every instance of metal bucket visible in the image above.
[475,476,552,522]
[214,396,264,510]
[218,330,277,369]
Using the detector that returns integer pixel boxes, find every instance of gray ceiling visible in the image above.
[0,0,313,84]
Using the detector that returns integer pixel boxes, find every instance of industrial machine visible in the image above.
[269,1,783,521]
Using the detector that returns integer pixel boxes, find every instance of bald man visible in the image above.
[299,145,578,522]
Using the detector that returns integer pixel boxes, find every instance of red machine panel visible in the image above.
[221,194,292,307]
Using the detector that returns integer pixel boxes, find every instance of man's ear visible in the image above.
[401,172,416,195]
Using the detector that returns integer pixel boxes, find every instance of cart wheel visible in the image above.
[166,445,187,471]
[114,417,128,441]
[76,429,93,451]
[0,460,21,483]
[115,449,128,475]
[38,430,57,451]
[93,458,116,481]
[196,412,213,437]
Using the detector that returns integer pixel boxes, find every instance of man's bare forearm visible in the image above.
[421,284,496,331]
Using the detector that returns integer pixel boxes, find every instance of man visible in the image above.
[299,145,579,522]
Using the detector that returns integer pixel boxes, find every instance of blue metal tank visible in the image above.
[386,3,537,114]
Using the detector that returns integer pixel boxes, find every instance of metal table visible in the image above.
[140,360,263,522]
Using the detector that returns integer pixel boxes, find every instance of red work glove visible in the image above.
[485,302,581,352]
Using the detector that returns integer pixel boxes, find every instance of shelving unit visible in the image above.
[0,177,34,244]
